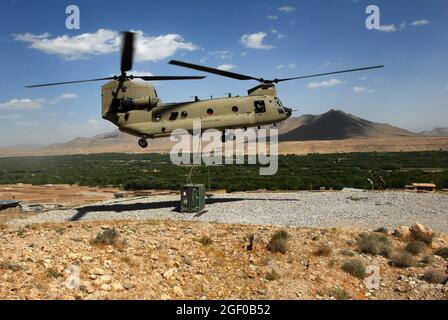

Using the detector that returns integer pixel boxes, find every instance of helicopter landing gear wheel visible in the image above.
[138,138,148,149]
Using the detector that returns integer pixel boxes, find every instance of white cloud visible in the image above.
[278,6,296,13]
[15,121,37,126]
[209,50,233,59]
[133,30,198,62]
[410,19,431,26]
[0,99,43,110]
[240,32,274,50]
[217,64,237,71]
[127,70,154,82]
[0,114,21,120]
[358,76,368,81]
[271,28,286,40]
[87,119,100,125]
[277,33,286,39]
[14,29,119,60]
[67,112,77,118]
[307,79,345,89]
[353,86,374,93]
[14,29,198,62]
[267,15,278,20]
[58,93,78,100]
[47,93,78,105]
[59,118,115,138]
[378,24,397,32]
[276,63,295,70]
[323,61,343,67]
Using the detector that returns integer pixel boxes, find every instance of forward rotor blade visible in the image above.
[135,75,206,81]
[169,60,260,81]
[25,77,115,88]
[121,32,134,74]
[274,65,384,83]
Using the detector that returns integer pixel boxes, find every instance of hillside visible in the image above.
[1,109,447,156]
[419,127,448,137]
[279,109,416,141]
[1,218,447,300]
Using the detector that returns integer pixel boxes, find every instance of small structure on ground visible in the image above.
[406,183,437,192]
[0,200,21,214]
[0,200,21,223]
[180,184,205,213]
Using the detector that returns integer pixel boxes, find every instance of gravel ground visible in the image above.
[8,191,448,232]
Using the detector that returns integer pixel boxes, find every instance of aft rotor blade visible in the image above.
[274,65,384,83]
[135,75,206,81]
[25,77,116,88]
[121,32,134,74]
[169,60,261,81]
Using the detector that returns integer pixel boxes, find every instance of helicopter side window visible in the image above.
[181,111,188,119]
[254,100,266,113]
[232,106,239,113]
[169,112,178,121]
[207,108,214,116]
[153,112,162,122]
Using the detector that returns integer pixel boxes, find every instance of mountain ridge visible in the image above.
[279,109,416,141]
[1,109,446,156]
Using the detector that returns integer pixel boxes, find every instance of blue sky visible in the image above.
[0,0,447,147]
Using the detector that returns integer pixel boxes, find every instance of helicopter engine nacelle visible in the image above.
[117,96,160,111]
[101,80,160,117]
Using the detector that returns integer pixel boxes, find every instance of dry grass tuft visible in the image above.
[91,228,119,245]
[0,261,22,272]
[198,235,213,246]
[267,230,289,254]
[328,288,350,300]
[265,269,280,281]
[314,244,332,257]
[390,250,416,268]
[341,259,366,279]
[358,232,391,257]
[421,269,448,284]
[434,247,448,259]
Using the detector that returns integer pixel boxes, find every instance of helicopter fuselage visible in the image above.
[101,80,292,141]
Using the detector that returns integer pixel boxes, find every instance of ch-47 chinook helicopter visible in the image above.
[27,32,383,148]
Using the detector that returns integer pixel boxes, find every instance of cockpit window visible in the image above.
[275,98,285,114]
[275,98,284,108]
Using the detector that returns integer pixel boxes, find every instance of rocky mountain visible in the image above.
[419,127,448,137]
[279,109,416,141]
